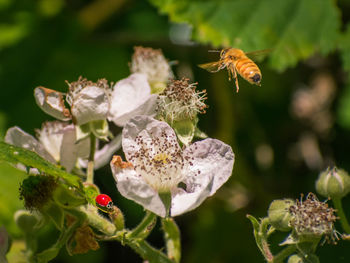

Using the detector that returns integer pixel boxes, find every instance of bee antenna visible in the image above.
[208,50,221,53]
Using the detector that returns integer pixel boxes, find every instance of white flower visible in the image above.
[108,73,158,126]
[130,46,173,86]
[110,116,235,217]
[5,121,88,172]
[34,77,111,126]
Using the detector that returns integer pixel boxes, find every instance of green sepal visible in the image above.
[150,81,167,94]
[172,118,196,146]
[42,203,65,230]
[53,184,86,209]
[161,217,181,263]
[159,192,172,217]
[90,119,109,141]
[76,123,91,142]
[194,126,208,139]
[83,183,100,205]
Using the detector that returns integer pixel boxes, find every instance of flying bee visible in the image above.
[199,48,268,92]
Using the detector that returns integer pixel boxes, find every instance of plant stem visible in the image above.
[128,211,157,239]
[333,197,350,234]
[271,245,296,263]
[87,133,96,184]
[162,218,181,263]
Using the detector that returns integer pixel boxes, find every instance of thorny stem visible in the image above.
[87,133,96,184]
[333,197,350,234]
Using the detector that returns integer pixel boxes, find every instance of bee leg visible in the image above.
[232,66,239,92]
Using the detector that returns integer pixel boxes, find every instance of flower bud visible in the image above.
[316,167,350,199]
[109,206,125,231]
[14,210,41,233]
[288,254,319,263]
[268,199,295,231]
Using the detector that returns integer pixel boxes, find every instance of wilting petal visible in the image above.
[108,73,157,126]
[111,156,166,217]
[171,139,235,216]
[34,87,71,121]
[5,126,55,163]
[71,86,110,125]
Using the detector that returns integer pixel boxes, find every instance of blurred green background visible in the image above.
[1,0,350,262]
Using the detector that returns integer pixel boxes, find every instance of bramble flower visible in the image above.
[157,78,207,123]
[156,78,208,145]
[108,73,158,127]
[287,193,338,243]
[5,121,88,172]
[130,46,173,93]
[110,116,234,217]
[35,77,111,126]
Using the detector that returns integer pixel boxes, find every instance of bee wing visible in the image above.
[198,61,224,73]
[245,49,272,60]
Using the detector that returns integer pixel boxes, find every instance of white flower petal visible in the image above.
[108,73,157,126]
[34,87,71,121]
[71,86,109,125]
[59,124,79,172]
[5,126,55,163]
[185,138,234,195]
[110,156,166,217]
[94,133,122,169]
[171,138,235,216]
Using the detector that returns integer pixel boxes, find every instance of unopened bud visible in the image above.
[288,254,319,263]
[316,167,350,199]
[109,206,125,231]
[14,210,41,233]
[268,199,295,231]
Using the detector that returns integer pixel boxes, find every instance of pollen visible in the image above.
[127,129,192,192]
[289,193,339,243]
[157,78,208,122]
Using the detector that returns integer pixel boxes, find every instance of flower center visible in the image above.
[128,130,189,192]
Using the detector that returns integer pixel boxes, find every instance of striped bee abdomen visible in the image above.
[235,57,261,86]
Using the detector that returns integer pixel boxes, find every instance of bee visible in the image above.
[199,48,267,92]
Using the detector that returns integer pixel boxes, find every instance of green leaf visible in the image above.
[150,0,340,71]
[161,218,181,263]
[0,141,81,188]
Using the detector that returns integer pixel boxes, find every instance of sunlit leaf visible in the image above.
[0,141,81,188]
[150,0,340,71]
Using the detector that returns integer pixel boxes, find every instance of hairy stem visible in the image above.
[333,197,350,234]
[271,245,297,263]
[87,133,96,184]
[128,211,157,239]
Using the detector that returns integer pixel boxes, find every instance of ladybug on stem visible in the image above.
[95,194,114,213]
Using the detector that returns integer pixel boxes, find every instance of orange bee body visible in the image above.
[199,48,263,92]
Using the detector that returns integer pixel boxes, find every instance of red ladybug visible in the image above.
[95,194,114,213]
